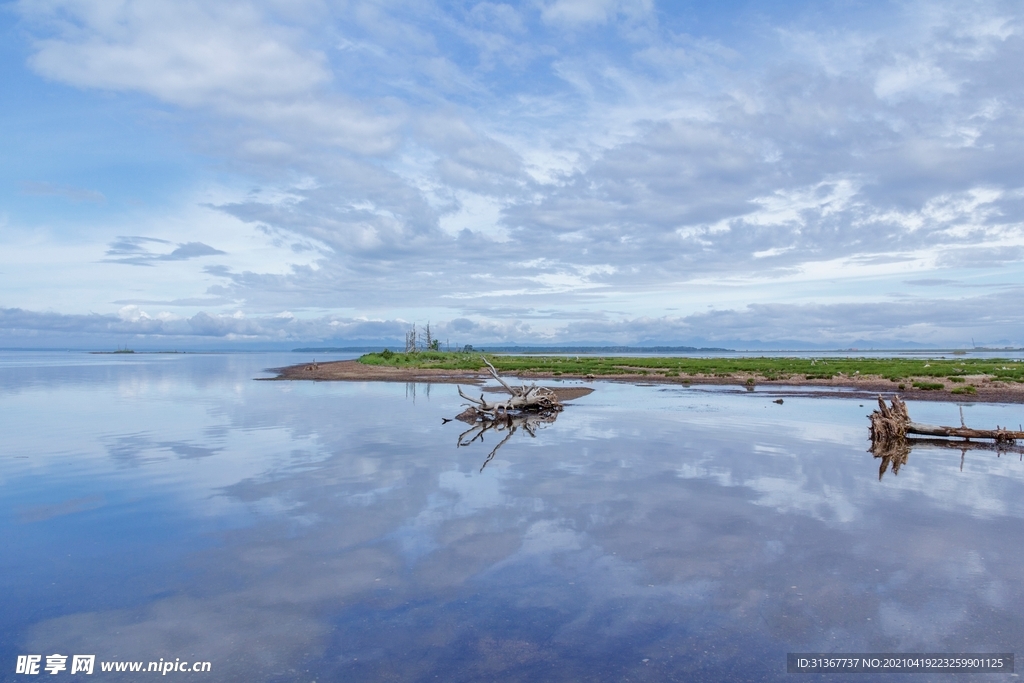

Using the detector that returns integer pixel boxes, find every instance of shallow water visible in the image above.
[2,351,1022,681]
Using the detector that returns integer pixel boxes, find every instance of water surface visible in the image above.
[2,352,1022,681]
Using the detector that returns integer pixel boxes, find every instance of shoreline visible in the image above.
[263,360,1024,404]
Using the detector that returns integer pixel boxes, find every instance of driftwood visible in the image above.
[870,395,1024,444]
[449,357,564,470]
[869,395,1024,479]
[456,357,563,419]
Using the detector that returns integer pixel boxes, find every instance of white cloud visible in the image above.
[18,0,404,156]
[22,0,330,106]
[874,56,959,100]
[542,0,655,27]
[7,0,1024,345]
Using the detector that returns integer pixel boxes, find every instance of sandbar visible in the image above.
[264,360,1024,403]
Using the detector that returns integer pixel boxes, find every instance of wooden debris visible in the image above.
[448,357,567,470]
[457,357,563,419]
[869,394,911,442]
[869,394,1024,479]
[870,395,1024,444]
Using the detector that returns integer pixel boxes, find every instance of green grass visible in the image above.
[356,351,1024,383]
[912,381,945,390]
[951,385,977,395]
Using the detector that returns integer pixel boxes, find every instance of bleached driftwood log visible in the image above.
[446,357,564,470]
[457,357,563,419]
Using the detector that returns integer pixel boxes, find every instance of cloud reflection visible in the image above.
[8,360,1024,680]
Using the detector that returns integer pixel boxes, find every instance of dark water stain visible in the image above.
[18,495,105,522]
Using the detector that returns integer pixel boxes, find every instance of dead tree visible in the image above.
[405,325,417,353]
[456,357,563,419]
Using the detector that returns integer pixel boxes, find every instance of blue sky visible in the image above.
[2,0,1024,348]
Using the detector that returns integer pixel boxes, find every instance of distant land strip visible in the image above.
[266,351,1024,403]
[292,346,1024,354]
[293,345,733,353]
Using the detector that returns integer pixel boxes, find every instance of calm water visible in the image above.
[2,352,1022,682]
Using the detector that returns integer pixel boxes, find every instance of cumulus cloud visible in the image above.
[17,0,403,156]
[20,0,330,106]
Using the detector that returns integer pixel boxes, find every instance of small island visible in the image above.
[90,346,135,354]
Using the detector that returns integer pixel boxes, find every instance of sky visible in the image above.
[2,0,1024,349]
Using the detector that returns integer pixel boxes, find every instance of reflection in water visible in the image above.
[873,437,1024,480]
[405,382,431,402]
[455,411,559,471]
[871,437,912,479]
[6,354,1024,682]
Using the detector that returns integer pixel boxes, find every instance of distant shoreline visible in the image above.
[292,346,1024,354]
[264,358,1024,404]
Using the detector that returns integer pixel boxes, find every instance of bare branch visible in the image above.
[482,356,516,395]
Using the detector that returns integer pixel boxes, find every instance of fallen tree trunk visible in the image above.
[457,357,563,419]
[870,395,1024,444]
[905,422,1024,441]
[869,394,1024,479]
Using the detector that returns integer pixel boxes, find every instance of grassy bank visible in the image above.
[357,351,1024,385]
